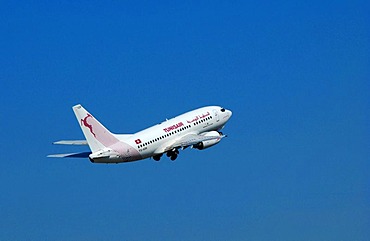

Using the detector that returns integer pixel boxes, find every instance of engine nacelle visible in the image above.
[193,131,223,150]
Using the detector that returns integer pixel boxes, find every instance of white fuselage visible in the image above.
[118,106,232,161]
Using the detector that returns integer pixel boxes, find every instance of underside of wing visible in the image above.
[155,132,226,154]
[47,152,91,158]
[53,140,88,145]
[173,133,225,148]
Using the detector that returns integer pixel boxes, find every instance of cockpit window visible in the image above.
[221,108,225,112]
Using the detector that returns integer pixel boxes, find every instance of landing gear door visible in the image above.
[213,109,220,122]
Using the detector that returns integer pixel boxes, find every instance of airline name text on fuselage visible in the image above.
[163,122,184,133]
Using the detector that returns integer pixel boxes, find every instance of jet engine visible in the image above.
[193,131,223,150]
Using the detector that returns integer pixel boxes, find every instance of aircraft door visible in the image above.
[122,148,132,161]
[213,109,220,122]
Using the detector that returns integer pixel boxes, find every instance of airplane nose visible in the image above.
[226,109,232,119]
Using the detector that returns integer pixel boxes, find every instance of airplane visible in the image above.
[48,104,232,164]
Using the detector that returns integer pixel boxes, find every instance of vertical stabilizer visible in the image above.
[72,104,119,152]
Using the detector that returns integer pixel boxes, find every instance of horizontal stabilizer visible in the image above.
[47,152,91,158]
[53,140,88,145]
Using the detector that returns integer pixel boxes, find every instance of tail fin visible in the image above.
[72,104,119,152]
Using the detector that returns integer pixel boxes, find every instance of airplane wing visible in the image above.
[47,152,92,158]
[154,133,226,154]
[53,140,88,145]
[172,133,226,148]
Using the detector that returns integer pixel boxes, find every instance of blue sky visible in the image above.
[1,1,369,240]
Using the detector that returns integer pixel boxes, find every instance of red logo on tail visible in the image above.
[81,113,96,137]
